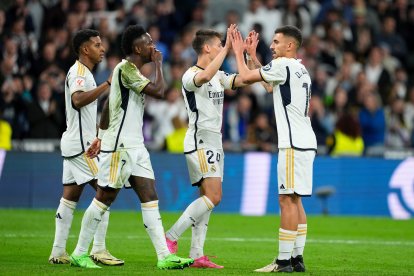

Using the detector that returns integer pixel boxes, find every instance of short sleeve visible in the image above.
[121,64,150,94]
[69,75,87,95]
[217,71,237,90]
[259,58,287,85]
[182,68,199,91]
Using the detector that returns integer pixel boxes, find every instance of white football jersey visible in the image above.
[61,61,98,158]
[101,59,150,152]
[182,65,236,153]
[260,57,317,150]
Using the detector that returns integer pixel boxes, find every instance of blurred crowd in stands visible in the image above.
[1,0,414,156]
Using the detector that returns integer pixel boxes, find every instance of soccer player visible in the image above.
[49,29,123,266]
[69,25,194,269]
[165,24,251,268]
[230,25,317,273]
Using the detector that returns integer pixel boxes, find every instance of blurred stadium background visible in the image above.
[0,0,414,274]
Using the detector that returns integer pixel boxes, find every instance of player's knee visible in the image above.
[208,194,222,206]
[279,195,294,208]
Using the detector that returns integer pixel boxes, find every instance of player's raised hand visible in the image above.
[151,48,163,63]
[230,29,244,56]
[86,137,101,159]
[225,24,237,50]
[244,30,259,57]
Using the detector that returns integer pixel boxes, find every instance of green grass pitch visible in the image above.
[0,209,413,275]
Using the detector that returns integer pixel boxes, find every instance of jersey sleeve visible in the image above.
[121,63,151,94]
[68,72,87,95]
[217,70,237,90]
[182,68,200,91]
[259,58,287,85]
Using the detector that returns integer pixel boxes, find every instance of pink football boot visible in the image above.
[190,256,224,269]
[165,237,177,253]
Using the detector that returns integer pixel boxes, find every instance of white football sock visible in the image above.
[190,209,212,259]
[141,200,170,260]
[91,207,110,253]
[292,224,307,257]
[51,198,76,256]
[166,196,214,241]
[277,228,297,260]
[73,198,108,256]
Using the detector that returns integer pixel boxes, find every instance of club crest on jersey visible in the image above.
[262,62,272,71]
[75,77,85,87]
[211,165,216,172]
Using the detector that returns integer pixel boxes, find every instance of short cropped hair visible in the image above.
[275,25,303,48]
[121,25,146,55]
[72,29,100,56]
[192,29,222,55]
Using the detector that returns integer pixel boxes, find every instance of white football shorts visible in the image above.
[277,148,315,196]
[98,146,155,189]
[185,147,224,186]
[62,153,98,185]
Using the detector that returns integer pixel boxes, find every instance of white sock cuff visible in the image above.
[297,224,307,235]
[92,198,108,212]
[279,228,297,241]
[201,196,214,210]
[141,200,159,210]
[60,197,77,210]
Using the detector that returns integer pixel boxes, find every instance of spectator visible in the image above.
[385,97,410,148]
[0,79,28,139]
[326,112,364,156]
[359,92,386,148]
[376,15,407,62]
[26,81,62,138]
[309,95,330,145]
[246,112,277,152]
[146,86,188,150]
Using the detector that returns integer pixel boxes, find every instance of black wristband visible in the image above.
[106,80,111,86]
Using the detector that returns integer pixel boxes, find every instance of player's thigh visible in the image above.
[130,146,155,181]
[277,148,315,196]
[98,151,132,189]
[185,148,224,186]
[62,154,98,185]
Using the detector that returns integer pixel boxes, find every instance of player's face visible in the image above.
[85,36,105,64]
[270,33,294,59]
[137,33,155,63]
[207,37,223,60]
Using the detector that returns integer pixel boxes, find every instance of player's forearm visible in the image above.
[235,51,252,84]
[151,61,166,99]
[248,55,273,92]
[72,82,110,108]
[198,48,229,84]
[99,97,110,130]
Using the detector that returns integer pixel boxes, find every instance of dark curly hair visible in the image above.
[121,25,146,55]
[72,29,100,56]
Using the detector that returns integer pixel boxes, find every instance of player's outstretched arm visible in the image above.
[244,31,273,93]
[72,73,112,108]
[142,48,165,99]
[194,24,237,86]
[230,29,262,85]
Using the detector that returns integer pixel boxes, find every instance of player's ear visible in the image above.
[204,43,210,54]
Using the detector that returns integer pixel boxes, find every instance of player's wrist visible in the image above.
[97,128,106,140]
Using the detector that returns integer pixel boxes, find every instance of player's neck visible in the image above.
[195,55,209,69]
[127,55,143,68]
[78,56,94,71]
